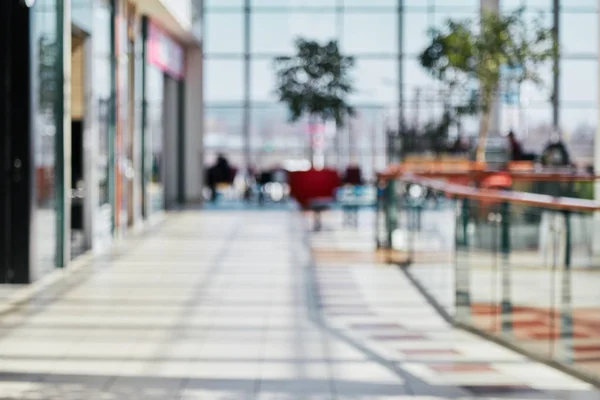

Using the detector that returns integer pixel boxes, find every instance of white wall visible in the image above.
[184,46,203,203]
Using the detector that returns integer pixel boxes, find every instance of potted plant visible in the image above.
[419,7,557,162]
[274,38,356,168]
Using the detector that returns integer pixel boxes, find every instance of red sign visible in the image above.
[308,123,325,135]
[147,21,185,79]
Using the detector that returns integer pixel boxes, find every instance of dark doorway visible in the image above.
[70,30,90,260]
[0,1,34,283]
[71,120,85,258]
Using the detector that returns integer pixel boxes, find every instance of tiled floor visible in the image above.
[0,210,596,399]
[310,210,600,399]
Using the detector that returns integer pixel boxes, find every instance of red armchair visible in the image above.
[288,168,341,210]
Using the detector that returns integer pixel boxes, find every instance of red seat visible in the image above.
[481,173,512,190]
[288,168,341,210]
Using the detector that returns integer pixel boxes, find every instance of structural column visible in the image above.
[57,0,72,269]
[396,0,404,163]
[184,46,204,203]
[243,0,251,171]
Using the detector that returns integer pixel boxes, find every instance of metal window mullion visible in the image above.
[243,0,251,170]
[397,0,404,163]
[553,0,561,130]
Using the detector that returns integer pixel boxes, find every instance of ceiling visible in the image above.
[129,0,200,46]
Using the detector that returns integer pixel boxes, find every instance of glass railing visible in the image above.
[511,173,594,200]
[378,162,597,200]
[376,173,600,382]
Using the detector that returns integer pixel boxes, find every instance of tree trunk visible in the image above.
[309,137,315,168]
[308,115,316,168]
[476,109,492,163]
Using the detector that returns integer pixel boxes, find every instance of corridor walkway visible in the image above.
[0,210,596,399]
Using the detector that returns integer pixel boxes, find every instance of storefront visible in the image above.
[0,0,199,284]
[142,19,186,216]
[66,0,118,256]
[0,0,67,283]
[114,0,134,234]
[0,0,119,283]
[91,0,116,251]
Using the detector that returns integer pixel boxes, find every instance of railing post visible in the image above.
[500,201,513,334]
[560,210,573,363]
[385,180,398,252]
[455,198,471,321]
[461,198,469,247]
[375,182,383,249]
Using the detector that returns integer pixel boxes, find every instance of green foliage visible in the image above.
[273,39,355,126]
[419,7,557,160]
[420,7,556,113]
[405,112,454,155]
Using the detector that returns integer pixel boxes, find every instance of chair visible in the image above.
[288,169,341,231]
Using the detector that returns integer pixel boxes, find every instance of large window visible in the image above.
[560,60,597,106]
[250,12,337,54]
[344,0,397,7]
[404,12,432,56]
[341,13,398,54]
[32,0,62,277]
[252,0,336,8]
[204,12,244,54]
[146,65,164,213]
[205,107,245,152]
[204,0,600,175]
[561,12,597,55]
[204,0,243,9]
[350,59,399,105]
[204,59,245,103]
[93,0,113,208]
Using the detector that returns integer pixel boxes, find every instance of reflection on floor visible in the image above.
[70,230,87,260]
[403,207,600,380]
[310,213,599,398]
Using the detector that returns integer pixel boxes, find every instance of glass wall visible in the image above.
[203,0,598,175]
[91,0,114,246]
[93,0,113,210]
[145,65,165,214]
[31,0,62,277]
[203,0,399,178]
[499,0,598,165]
[559,1,597,166]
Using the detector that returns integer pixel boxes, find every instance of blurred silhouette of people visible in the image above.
[343,164,363,185]
[540,134,571,167]
[507,130,535,161]
[257,165,289,205]
[243,165,257,202]
[207,154,234,202]
[450,136,469,154]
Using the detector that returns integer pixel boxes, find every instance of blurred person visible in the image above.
[540,133,572,167]
[507,130,536,161]
[206,154,234,202]
[449,136,470,154]
[343,164,363,186]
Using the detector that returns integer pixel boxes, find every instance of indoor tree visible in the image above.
[273,38,355,167]
[419,7,557,162]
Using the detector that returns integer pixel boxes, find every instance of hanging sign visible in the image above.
[147,21,185,80]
